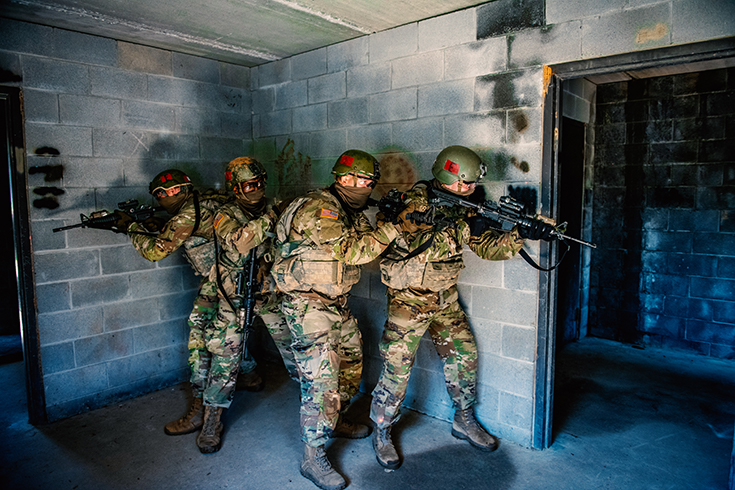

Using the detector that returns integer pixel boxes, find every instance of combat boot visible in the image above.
[332,415,370,439]
[300,444,346,490]
[196,405,225,454]
[451,407,499,452]
[372,425,401,469]
[164,396,204,435]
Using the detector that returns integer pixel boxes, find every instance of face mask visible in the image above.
[433,178,475,197]
[158,192,189,215]
[236,188,266,214]
[334,183,373,210]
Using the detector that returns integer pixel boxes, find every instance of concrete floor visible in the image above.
[1,337,734,490]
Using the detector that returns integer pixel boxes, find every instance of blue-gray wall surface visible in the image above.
[1,0,734,448]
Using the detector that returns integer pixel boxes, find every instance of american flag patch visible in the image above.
[320,209,339,220]
[340,155,354,167]
[213,213,225,229]
[444,159,460,175]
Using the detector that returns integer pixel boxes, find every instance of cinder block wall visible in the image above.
[0,17,252,420]
[590,68,735,357]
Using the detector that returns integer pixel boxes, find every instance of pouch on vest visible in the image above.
[183,235,216,276]
[380,256,464,292]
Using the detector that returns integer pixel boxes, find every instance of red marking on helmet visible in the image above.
[225,171,232,181]
[444,159,460,175]
[340,155,354,167]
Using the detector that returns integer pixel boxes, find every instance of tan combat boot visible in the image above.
[300,444,346,490]
[332,414,370,439]
[451,407,500,452]
[372,425,401,469]
[164,396,204,435]
[196,405,225,454]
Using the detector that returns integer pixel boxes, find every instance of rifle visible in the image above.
[234,248,259,337]
[404,187,596,249]
[52,199,164,236]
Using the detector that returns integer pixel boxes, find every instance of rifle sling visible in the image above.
[518,240,570,272]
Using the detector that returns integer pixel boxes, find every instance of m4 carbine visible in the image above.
[52,200,164,235]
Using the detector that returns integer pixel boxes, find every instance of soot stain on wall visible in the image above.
[30,148,64,209]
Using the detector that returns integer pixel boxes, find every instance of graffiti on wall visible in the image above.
[30,147,64,209]
[375,150,419,197]
[275,139,312,199]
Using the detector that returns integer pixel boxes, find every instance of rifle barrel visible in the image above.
[554,231,597,248]
[52,222,86,232]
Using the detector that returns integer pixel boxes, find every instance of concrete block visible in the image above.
[158,291,197,321]
[258,109,292,137]
[328,37,369,73]
[148,133,200,161]
[275,81,308,110]
[502,325,536,362]
[292,48,327,80]
[252,137,278,164]
[392,51,443,90]
[718,257,735,279]
[75,329,135,367]
[507,107,542,145]
[672,0,735,45]
[418,8,476,52]
[309,72,346,104]
[23,90,59,123]
[22,57,90,94]
[504,252,539,291]
[147,76,196,106]
[328,97,368,128]
[0,18,54,56]
[43,364,108,407]
[644,231,693,253]
[71,275,131,308]
[512,20,582,68]
[37,306,104,345]
[293,104,328,133]
[176,106,220,136]
[118,42,172,76]
[61,157,125,187]
[41,342,76,375]
[445,37,507,81]
[471,285,538,326]
[34,250,100,283]
[0,51,21,82]
[252,87,276,114]
[219,62,250,89]
[54,29,117,67]
[220,112,252,139]
[444,113,506,148]
[498,390,533,428]
[133,319,188,353]
[478,0,544,38]
[258,58,291,87]
[475,68,544,111]
[690,277,735,302]
[122,100,176,131]
[641,272,688,296]
[194,85,246,114]
[667,254,717,277]
[30,187,95,222]
[100,245,156,275]
[128,266,184,298]
[59,95,121,128]
[347,63,391,97]
[470,318,503,356]
[369,23,418,64]
[581,3,671,59]
[369,88,417,123]
[308,129,348,158]
[480,352,534,398]
[107,345,187,387]
[547,0,626,24]
[418,79,474,117]
[460,251,504,287]
[172,52,219,83]
[391,117,443,152]
[36,282,71,314]
[104,297,160,332]
[346,124,392,154]
[90,67,148,101]
[92,129,150,159]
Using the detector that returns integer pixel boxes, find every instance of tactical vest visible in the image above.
[379,231,465,292]
[182,191,232,276]
[272,191,360,297]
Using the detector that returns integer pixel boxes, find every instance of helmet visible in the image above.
[149,169,193,195]
[431,146,486,185]
[225,157,267,192]
[332,150,380,180]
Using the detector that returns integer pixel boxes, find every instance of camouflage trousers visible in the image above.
[370,285,478,428]
[281,292,363,447]
[257,291,299,380]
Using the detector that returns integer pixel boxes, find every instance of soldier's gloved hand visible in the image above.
[141,216,167,232]
[112,211,134,232]
[395,201,420,233]
[466,216,495,237]
[518,219,556,241]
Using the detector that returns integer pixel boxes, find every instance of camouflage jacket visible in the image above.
[380,183,524,291]
[272,187,399,297]
[129,191,230,276]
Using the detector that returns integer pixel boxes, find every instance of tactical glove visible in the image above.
[112,211,134,232]
[141,216,168,233]
[518,219,555,241]
[465,216,496,237]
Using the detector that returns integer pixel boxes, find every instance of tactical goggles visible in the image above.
[343,173,377,188]
[153,185,184,199]
[237,177,266,193]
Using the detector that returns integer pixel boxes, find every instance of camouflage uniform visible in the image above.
[208,198,296,407]
[370,183,525,428]
[128,191,259,403]
[273,188,400,447]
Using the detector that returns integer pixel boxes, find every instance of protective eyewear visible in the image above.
[238,178,265,193]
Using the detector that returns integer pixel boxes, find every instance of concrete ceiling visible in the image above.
[0,0,487,66]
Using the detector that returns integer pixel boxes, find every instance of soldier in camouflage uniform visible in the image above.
[123,168,266,454]
[196,156,298,454]
[370,146,556,469]
[272,150,403,490]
